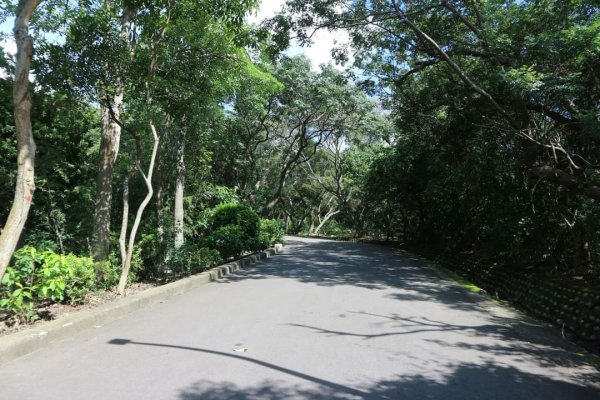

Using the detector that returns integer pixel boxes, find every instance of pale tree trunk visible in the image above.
[155,111,170,249]
[117,123,160,294]
[155,109,172,257]
[313,209,340,235]
[0,0,42,282]
[91,4,135,262]
[308,214,316,235]
[117,11,168,294]
[155,167,165,247]
[174,122,186,249]
[118,166,135,272]
[310,196,339,235]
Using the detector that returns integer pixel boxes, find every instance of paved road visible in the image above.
[0,237,598,399]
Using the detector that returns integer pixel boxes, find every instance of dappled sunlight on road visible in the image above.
[1,237,598,400]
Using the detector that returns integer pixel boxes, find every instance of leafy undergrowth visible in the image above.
[0,282,155,337]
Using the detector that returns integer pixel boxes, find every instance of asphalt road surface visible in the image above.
[0,237,598,399]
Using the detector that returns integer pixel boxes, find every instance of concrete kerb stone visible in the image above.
[0,243,284,366]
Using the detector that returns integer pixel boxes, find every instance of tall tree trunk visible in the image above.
[174,122,186,249]
[0,0,42,282]
[155,165,165,248]
[155,110,171,251]
[91,97,122,261]
[118,166,134,277]
[91,4,135,262]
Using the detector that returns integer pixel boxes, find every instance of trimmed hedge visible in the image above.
[211,203,260,251]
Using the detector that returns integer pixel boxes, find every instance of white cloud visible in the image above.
[249,0,352,70]
[248,0,287,25]
[304,29,352,69]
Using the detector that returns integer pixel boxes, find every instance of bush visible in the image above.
[211,203,260,251]
[94,260,120,289]
[169,244,220,276]
[59,254,97,303]
[0,246,98,323]
[207,225,245,260]
[258,219,285,250]
[0,267,36,323]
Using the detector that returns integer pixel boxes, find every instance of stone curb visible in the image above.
[0,244,284,366]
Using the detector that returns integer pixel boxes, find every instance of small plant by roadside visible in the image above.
[0,246,102,324]
[169,244,220,276]
[258,219,285,250]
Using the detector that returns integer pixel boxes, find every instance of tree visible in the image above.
[0,0,43,282]
[92,1,136,262]
[259,57,382,213]
[272,0,600,201]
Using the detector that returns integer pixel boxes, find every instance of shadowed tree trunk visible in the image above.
[0,0,43,282]
[91,3,135,262]
[92,94,123,261]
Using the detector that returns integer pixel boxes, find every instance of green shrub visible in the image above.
[0,267,37,323]
[94,260,120,289]
[169,244,220,275]
[61,254,96,303]
[211,203,260,251]
[0,246,98,323]
[207,225,245,260]
[258,219,285,250]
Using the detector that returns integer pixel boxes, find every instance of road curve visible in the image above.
[0,237,598,399]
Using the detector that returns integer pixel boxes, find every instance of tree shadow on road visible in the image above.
[106,338,599,399]
[221,238,487,313]
[287,312,514,340]
[284,311,600,382]
[176,361,599,400]
[213,238,600,387]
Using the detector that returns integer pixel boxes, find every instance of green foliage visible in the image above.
[211,203,260,251]
[258,219,285,250]
[94,260,120,290]
[169,244,220,276]
[0,79,99,255]
[59,254,97,303]
[184,184,240,242]
[0,268,37,323]
[315,220,353,239]
[207,225,245,260]
[0,246,99,323]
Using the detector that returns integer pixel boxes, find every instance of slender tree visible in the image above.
[0,0,43,282]
[92,0,137,262]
